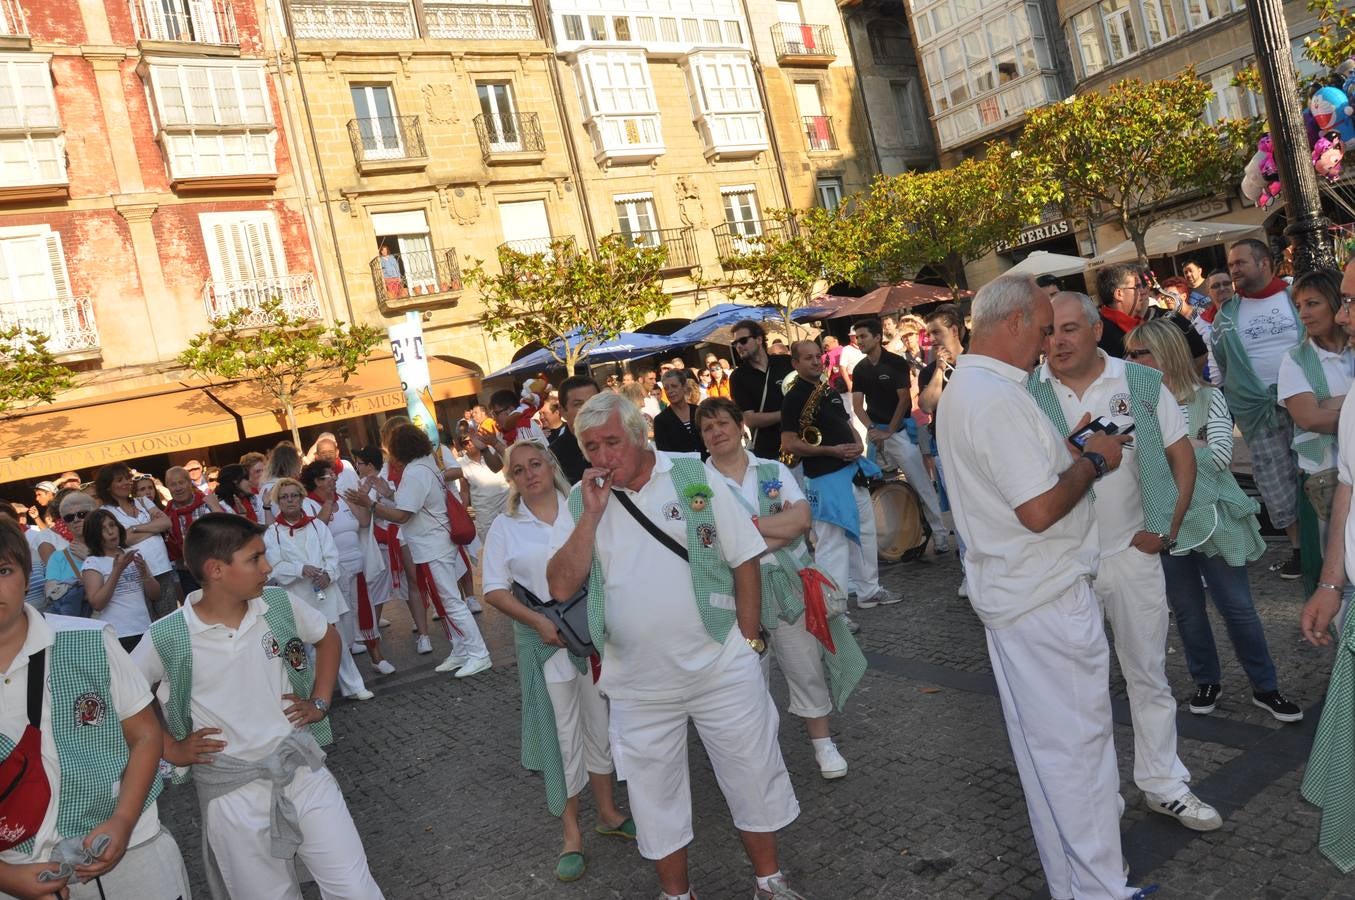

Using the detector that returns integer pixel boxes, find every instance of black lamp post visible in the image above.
[1244,0,1336,272]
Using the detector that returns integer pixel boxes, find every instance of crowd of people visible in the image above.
[1,240,1354,899]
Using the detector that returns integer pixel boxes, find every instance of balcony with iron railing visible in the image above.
[289,0,417,40]
[475,112,546,165]
[613,227,697,274]
[347,115,427,173]
[0,0,28,43]
[802,115,837,152]
[202,274,322,327]
[771,22,834,65]
[370,249,462,309]
[0,296,100,357]
[425,0,538,39]
[712,219,794,263]
[132,0,238,49]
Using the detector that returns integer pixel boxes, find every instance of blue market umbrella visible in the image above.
[487,330,681,379]
[665,304,785,345]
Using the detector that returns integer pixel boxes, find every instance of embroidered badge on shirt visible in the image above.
[1109,393,1131,417]
[661,501,684,521]
[74,692,106,727]
[262,632,280,659]
[697,523,716,548]
[283,637,308,672]
[769,501,784,514]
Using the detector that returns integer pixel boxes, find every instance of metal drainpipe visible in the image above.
[535,0,599,250]
[736,0,795,209]
[274,0,357,323]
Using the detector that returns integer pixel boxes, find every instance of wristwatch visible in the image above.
[1081,451,1109,479]
[1155,533,1178,552]
[745,636,767,655]
[310,698,329,717]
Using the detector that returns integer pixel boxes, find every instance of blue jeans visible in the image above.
[1159,551,1277,692]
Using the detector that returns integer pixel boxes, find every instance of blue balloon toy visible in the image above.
[1309,85,1354,143]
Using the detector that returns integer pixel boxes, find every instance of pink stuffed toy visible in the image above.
[1313,130,1345,182]
[1255,135,1282,209]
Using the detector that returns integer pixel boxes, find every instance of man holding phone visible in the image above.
[1029,292,1221,836]
[937,275,1146,900]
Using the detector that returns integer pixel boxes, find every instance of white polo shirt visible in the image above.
[0,608,159,866]
[132,590,329,762]
[548,450,766,701]
[1278,340,1354,474]
[1339,394,1355,583]
[481,494,576,684]
[937,354,1100,629]
[392,454,454,565]
[457,454,509,526]
[1035,353,1187,556]
[103,499,172,576]
[704,451,805,569]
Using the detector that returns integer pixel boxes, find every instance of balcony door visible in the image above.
[199,212,287,315]
[476,83,520,152]
[614,193,657,246]
[498,199,551,254]
[351,84,402,160]
[372,210,437,296]
[0,228,83,352]
[143,0,225,43]
[721,186,761,254]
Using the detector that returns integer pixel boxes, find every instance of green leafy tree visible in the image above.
[466,234,671,373]
[1018,71,1256,266]
[707,206,868,335]
[857,148,1052,299]
[0,326,77,416]
[1303,0,1355,70]
[179,295,382,448]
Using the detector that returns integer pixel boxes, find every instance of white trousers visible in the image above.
[419,553,489,661]
[25,828,191,900]
[766,610,831,718]
[986,581,1132,900]
[302,593,368,699]
[546,667,614,797]
[879,429,947,537]
[840,392,868,445]
[206,765,384,900]
[1094,545,1191,799]
[608,647,800,860]
[813,483,881,600]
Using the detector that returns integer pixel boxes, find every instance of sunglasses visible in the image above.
[733,335,758,346]
[1126,349,1154,360]
[61,509,90,523]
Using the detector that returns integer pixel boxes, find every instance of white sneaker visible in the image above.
[379,617,391,628]
[933,532,951,554]
[957,578,969,599]
[349,642,367,655]
[1144,790,1222,831]
[814,740,848,779]
[415,635,433,654]
[465,595,483,614]
[842,614,860,634]
[434,653,468,673]
[344,689,375,701]
[374,659,396,675]
[857,588,903,608]
[454,656,492,679]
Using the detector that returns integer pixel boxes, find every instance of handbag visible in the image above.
[511,581,595,658]
[443,489,476,545]
[1304,468,1340,521]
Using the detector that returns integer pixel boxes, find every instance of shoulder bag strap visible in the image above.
[611,490,689,561]
[749,367,771,448]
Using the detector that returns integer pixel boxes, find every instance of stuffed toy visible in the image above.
[1313,131,1345,182]
[1309,85,1355,143]
[1255,135,1283,209]
[1240,151,1266,206]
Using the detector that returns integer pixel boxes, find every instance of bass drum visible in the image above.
[871,478,931,563]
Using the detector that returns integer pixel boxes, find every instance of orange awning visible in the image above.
[0,385,241,483]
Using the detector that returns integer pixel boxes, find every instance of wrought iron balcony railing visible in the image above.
[289,0,417,39]
[424,0,538,39]
[474,112,546,163]
[371,249,462,305]
[202,274,322,326]
[771,22,834,63]
[613,227,697,274]
[131,0,238,44]
[0,296,99,355]
[347,115,427,167]
[712,219,793,262]
[802,115,837,151]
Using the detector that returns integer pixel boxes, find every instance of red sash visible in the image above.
[414,562,464,641]
[167,491,208,562]
[0,649,52,853]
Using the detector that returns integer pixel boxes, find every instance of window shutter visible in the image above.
[43,232,72,301]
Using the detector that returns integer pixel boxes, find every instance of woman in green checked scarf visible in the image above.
[479,440,635,885]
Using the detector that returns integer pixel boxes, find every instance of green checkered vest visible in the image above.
[1028,362,1182,539]
[1289,341,1337,468]
[567,456,738,659]
[149,587,333,784]
[0,621,163,856]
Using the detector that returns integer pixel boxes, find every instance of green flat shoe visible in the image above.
[595,816,637,840]
[555,850,586,882]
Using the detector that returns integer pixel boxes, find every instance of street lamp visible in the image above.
[1244,0,1337,272]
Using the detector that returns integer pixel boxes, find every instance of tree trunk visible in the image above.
[283,396,301,450]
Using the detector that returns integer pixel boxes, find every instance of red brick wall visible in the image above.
[50,57,119,200]
[23,0,88,46]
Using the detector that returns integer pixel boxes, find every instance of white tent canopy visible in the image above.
[1089,219,1261,267]
[1004,250,1089,279]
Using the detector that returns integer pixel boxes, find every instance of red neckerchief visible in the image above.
[167,491,208,562]
[276,513,314,536]
[51,519,73,542]
[233,495,258,523]
[1240,277,1290,301]
[1100,305,1142,334]
[306,491,323,505]
[332,459,344,475]
[388,461,404,487]
[1201,304,1220,324]
[18,523,27,532]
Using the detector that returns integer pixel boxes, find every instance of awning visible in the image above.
[0,385,241,482]
[1004,250,1090,279]
[1088,219,1262,267]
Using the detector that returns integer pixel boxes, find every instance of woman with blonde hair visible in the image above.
[1125,319,1300,722]
[481,440,632,882]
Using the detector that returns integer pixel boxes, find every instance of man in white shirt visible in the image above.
[938,274,1146,900]
[546,392,802,900]
[1214,239,1303,577]
[1033,292,1221,833]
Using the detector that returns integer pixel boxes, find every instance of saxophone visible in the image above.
[780,376,830,468]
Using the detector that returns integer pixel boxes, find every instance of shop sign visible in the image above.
[997,219,1072,253]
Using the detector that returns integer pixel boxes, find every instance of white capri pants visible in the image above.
[206,765,385,900]
[607,646,800,860]
[813,483,881,601]
[546,665,615,797]
[765,610,832,719]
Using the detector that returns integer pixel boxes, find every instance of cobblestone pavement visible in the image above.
[158,536,1355,899]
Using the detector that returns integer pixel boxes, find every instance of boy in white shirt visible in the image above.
[132,513,384,900]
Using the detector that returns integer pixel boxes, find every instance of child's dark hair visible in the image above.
[0,519,30,586]
[83,508,125,556]
[185,512,266,582]
[354,445,383,469]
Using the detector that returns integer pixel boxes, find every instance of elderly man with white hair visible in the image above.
[546,391,804,900]
[937,274,1151,900]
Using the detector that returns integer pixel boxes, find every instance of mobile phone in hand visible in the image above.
[1069,416,1135,450]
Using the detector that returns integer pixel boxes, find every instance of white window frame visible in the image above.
[1069,9,1107,79]
[350,83,403,160]
[816,178,843,211]
[0,224,72,305]
[199,211,287,288]
[578,50,657,118]
[1099,0,1140,63]
[0,54,65,189]
[689,52,760,116]
[146,58,277,182]
[721,185,761,243]
[476,81,521,151]
[614,192,659,245]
